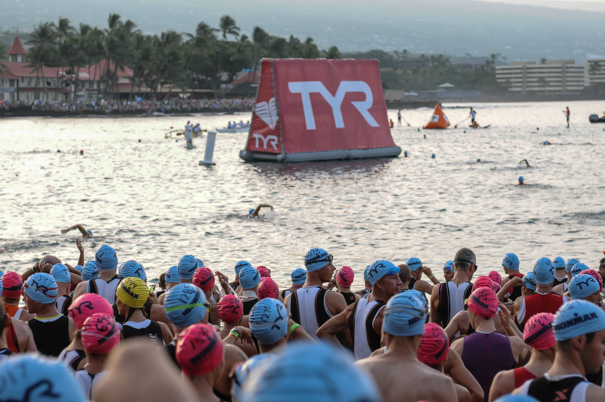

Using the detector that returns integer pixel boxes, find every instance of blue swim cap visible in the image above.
[249,208,255,216]
[363,265,371,282]
[443,260,454,271]
[196,258,204,268]
[569,274,600,300]
[383,290,428,337]
[553,257,566,269]
[291,268,306,285]
[178,255,198,280]
[24,273,58,304]
[533,257,555,284]
[571,263,588,278]
[87,229,93,236]
[0,271,4,278]
[95,245,118,271]
[73,265,83,272]
[366,260,400,286]
[502,253,520,271]
[494,396,539,402]
[50,263,71,283]
[519,176,524,183]
[119,260,147,281]
[249,298,288,345]
[553,300,605,341]
[240,266,261,289]
[522,272,537,291]
[406,257,422,271]
[565,258,579,273]
[235,260,252,275]
[0,277,3,295]
[0,354,86,402]
[232,354,277,402]
[165,265,180,283]
[242,342,381,402]
[304,248,333,272]
[82,261,99,281]
[165,283,208,327]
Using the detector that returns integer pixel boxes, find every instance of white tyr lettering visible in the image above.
[252,133,279,150]
[288,81,379,130]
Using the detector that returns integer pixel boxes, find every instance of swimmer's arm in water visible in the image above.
[251,204,274,217]
[61,224,91,238]
[519,159,531,168]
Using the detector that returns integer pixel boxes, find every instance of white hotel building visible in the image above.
[495,60,587,94]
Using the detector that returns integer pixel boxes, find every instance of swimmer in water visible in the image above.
[520,159,532,168]
[249,204,273,218]
[61,224,93,239]
[542,141,552,145]
[518,176,525,185]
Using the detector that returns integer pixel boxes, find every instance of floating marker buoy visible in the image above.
[404,151,408,157]
[431,153,436,159]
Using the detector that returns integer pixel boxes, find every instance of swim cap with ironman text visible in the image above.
[116,277,149,309]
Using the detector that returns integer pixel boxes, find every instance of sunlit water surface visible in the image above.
[1,100,604,288]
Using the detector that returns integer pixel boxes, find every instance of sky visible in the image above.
[478,0,605,12]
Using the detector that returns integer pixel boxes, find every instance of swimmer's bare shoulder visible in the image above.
[357,354,457,402]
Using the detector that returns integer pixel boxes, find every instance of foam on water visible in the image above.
[1,101,605,286]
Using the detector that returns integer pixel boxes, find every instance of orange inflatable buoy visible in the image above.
[424,104,450,129]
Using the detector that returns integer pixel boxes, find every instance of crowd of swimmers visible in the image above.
[1,241,605,402]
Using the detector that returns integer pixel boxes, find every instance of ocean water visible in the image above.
[1,100,604,288]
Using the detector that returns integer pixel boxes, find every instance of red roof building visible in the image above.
[8,37,27,62]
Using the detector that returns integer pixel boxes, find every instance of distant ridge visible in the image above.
[2,0,604,62]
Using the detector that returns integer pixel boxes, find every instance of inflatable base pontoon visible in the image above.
[240,146,401,163]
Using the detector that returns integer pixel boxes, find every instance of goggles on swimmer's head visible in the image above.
[443,266,454,272]
[306,254,334,265]
[386,266,400,276]
[455,259,477,270]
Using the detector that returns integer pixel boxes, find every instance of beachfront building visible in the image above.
[586,56,605,86]
[495,60,586,94]
[0,37,135,103]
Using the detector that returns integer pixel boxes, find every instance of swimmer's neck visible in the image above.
[98,270,118,281]
[385,334,420,359]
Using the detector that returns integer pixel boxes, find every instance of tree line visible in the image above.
[9,14,341,101]
[2,14,505,101]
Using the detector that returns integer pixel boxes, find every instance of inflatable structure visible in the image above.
[423,104,450,129]
[239,59,401,163]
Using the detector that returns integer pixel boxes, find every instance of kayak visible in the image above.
[165,130,206,138]
[589,114,605,123]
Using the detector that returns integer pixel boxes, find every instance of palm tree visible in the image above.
[302,37,320,58]
[27,22,58,100]
[219,15,240,41]
[251,27,270,69]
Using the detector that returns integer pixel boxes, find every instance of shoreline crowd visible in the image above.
[0,97,255,116]
[1,236,605,401]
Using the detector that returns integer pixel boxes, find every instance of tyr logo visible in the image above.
[252,133,279,150]
[288,81,379,130]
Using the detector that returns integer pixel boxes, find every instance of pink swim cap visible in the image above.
[81,313,120,354]
[337,266,355,288]
[193,267,215,292]
[257,266,271,278]
[218,294,243,324]
[468,287,499,319]
[473,276,500,293]
[418,323,450,366]
[488,271,502,286]
[68,293,114,329]
[1,272,23,298]
[523,312,555,350]
[257,277,279,300]
[580,269,603,291]
[176,323,224,376]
